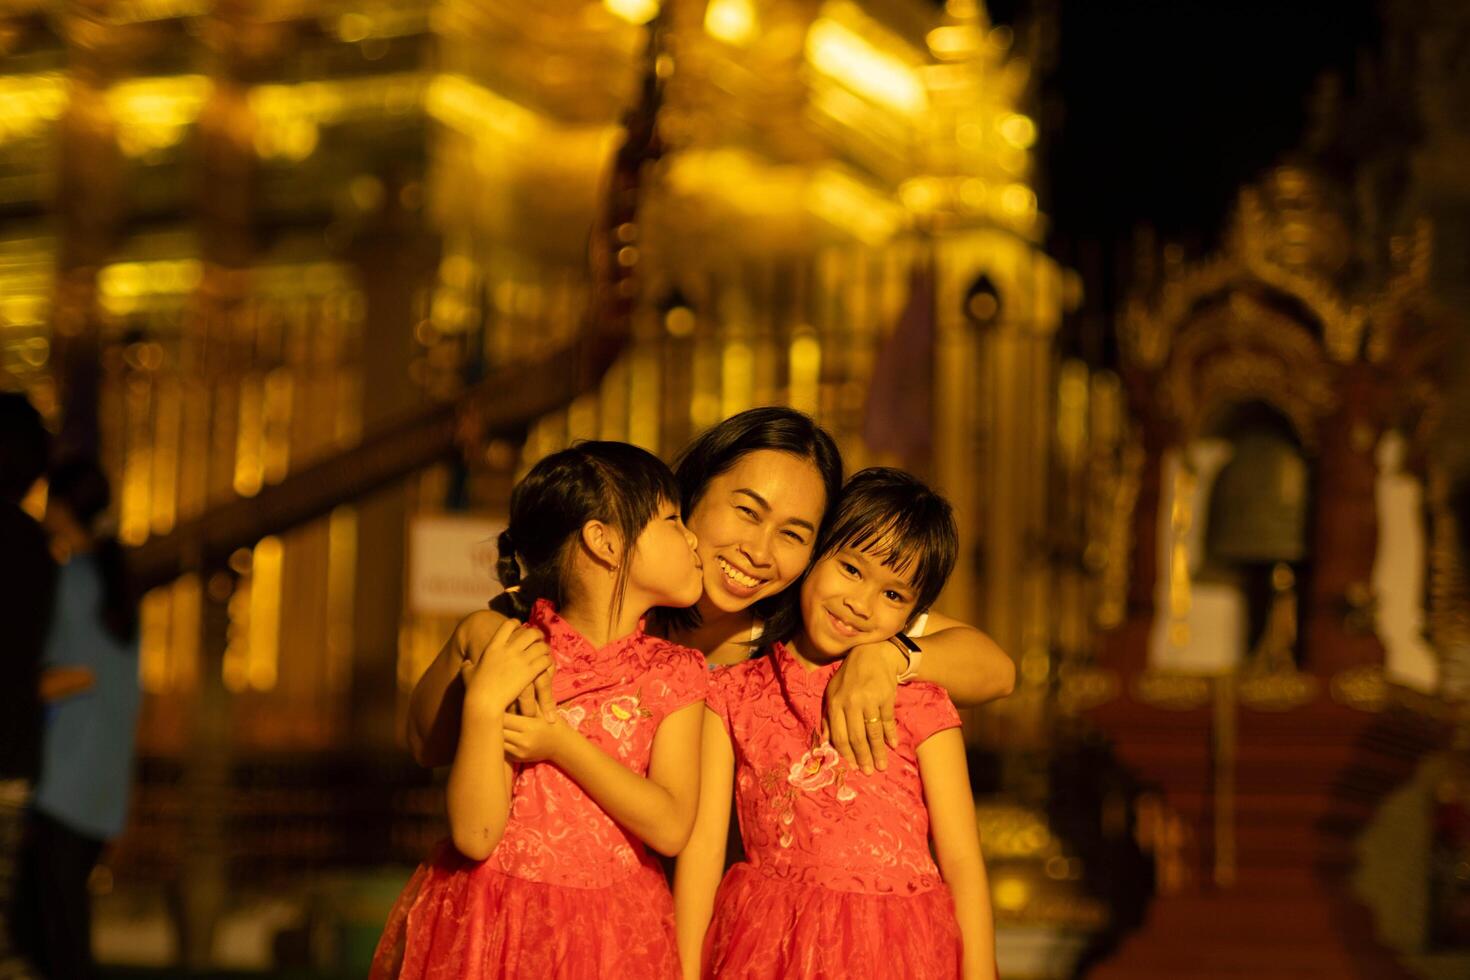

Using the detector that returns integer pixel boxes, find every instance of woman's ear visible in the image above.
[580,519,623,571]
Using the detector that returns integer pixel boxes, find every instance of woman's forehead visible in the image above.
[717,451,826,510]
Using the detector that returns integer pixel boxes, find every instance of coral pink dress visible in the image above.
[372,600,707,980]
[703,643,964,979]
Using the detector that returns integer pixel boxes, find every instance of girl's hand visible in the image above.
[462,619,553,717]
[502,711,570,764]
[824,639,905,774]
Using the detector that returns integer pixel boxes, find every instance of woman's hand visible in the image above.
[824,639,906,774]
[502,711,571,764]
[462,619,553,718]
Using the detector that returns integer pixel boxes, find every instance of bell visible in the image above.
[1205,430,1309,564]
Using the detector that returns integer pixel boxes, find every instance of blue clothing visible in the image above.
[34,556,141,841]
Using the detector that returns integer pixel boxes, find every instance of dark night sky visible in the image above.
[987,0,1383,249]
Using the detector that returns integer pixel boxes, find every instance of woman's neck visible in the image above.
[675,597,758,666]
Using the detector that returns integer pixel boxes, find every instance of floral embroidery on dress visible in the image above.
[558,704,587,729]
[601,691,653,739]
[787,743,840,792]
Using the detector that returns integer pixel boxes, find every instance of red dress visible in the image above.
[372,600,707,979]
[703,643,964,979]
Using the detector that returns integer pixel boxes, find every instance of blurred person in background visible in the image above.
[0,392,54,980]
[22,458,141,980]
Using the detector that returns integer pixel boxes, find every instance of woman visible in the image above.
[26,459,141,980]
[408,408,1014,775]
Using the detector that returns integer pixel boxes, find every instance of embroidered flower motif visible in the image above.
[558,705,587,729]
[787,743,841,792]
[600,693,652,739]
[835,783,857,803]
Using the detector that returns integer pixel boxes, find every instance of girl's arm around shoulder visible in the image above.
[674,706,735,980]
[914,611,1015,707]
[918,728,997,980]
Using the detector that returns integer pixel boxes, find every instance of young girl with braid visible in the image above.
[371,441,707,979]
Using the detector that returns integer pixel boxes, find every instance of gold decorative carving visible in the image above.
[1160,292,1336,449]
[1132,670,1212,711]
[1239,671,1319,712]
[1120,167,1367,373]
[1058,665,1120,713]
[1231,182,1366,364]
[1094,436,1142,631]
[1330,664,1389,713]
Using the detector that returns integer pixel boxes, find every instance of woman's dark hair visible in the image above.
[761,467,959,645]
[490,440,681,621]
[660,407,844,632]
[48,458,138,645]
[0,392,50,502]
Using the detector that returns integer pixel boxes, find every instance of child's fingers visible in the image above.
[514,683,537,718]
[476,618,521,665]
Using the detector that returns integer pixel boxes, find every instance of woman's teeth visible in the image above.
[717,556,761,588]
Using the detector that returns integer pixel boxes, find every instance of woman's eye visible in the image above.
[781,530,807,544]
[736,505,758,520]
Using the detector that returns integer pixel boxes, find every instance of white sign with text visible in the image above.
[408,514,505,616]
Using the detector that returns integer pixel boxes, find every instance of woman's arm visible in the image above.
[674,708,735,979]
[908,614,1016,705]
[919,728,996,980]
[407,610,497,768]
[446,619,554,861]
[407,608,556,768]
[826,615,1015,773]
[503,700,704,856]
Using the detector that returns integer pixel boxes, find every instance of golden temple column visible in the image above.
[51,0,126,458]
[175,0,277,964]
[347,181,437,750]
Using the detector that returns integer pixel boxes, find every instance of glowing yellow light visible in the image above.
[999,113,1036,149]
[811,169,902,245]
[926,25,977,60]
[109,75,210,158]
[788,332,821,416]
[992,877,1030,912]
[248,536,284,692]
[605,0,659,25]
[705,0,757,46]
[1000,184,1036,218]
[900,177,942,213]
[426,74,540,142]
[807,19,927,116]
[721,341,754,421]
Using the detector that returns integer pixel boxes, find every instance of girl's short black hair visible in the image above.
[661,407,844,631]
[491,440,680,621]
[762,467,959,646]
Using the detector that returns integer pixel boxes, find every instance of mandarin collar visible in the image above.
[771,641,841,694]
[529,598,648,664]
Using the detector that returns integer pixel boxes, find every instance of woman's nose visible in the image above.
[739,527,773,567]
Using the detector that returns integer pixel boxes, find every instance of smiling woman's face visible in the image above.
[684,449,828,618]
